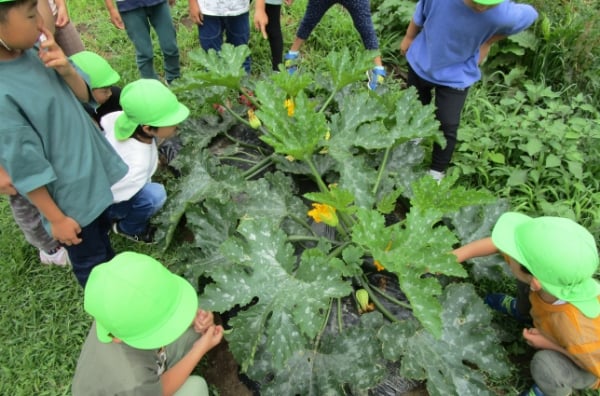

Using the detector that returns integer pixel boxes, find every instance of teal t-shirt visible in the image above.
[0,49,127,228]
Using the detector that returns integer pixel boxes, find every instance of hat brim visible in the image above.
[95,70,120,89]
[95,275,199,349]
[491,212,531,266]
[153,103,190,128]
[473,0,504,5]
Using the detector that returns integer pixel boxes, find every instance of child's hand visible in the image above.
[193,324,224,353]
[523,327,551,349]
[50,216,82,246]
[188,1,203,25]
[0,166,17,195]
[284,0,293,5]
[400,36,413,56]
[253,9,268,39]
[192,309,215,334]
[38,27,71,75]
[108,8,125,29]
[55,3,70,28]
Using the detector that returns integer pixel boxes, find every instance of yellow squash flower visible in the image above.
[307,203,338,227]
[284,98,295,117]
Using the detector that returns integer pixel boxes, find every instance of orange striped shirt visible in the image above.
[530,292,600,389]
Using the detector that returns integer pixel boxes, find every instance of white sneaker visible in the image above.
[39,247,70,267]
[428,169,445,183]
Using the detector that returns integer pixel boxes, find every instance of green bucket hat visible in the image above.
[115,79,190,140]
[472,0,504,5]
[492,212,600,318]
[69,51,120,89]
[84,252,198,349]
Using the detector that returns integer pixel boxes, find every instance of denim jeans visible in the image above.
[407,64,469,172]
[107,182,166,235]
[120,2,180,81]
[65,210,114,288]
[197,12,251,73]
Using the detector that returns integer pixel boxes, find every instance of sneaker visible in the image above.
[519,384,545,396]
[484,293,531,323]
[428,169,445,183]
[284,52,299,75]
[112,222,156,244]
[39,247,70,267]
[367,67,386,90]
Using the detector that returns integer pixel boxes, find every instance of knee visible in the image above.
[138,183,167,209]
[530,350,563,390]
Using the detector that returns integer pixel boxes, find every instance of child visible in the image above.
[188,0,251,73]
[70,50,122,126]
[253,0,293,72]
[0,0,128,286]
[400,0,537,181]
[104,0,180,84]
[72,251,224,395]
[283,0,385,90]
[102,79,189,243]
[454,212,600,395]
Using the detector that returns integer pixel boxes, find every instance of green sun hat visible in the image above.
[492,212,600,318]
[115,79,190,140]
[472,0,505,5]
[69,51,120,89]
[84,252,198,349]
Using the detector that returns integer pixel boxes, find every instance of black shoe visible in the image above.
[112,222,156,244]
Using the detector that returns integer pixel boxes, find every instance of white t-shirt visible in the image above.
[197,0,248,16]
[101,111,158,203]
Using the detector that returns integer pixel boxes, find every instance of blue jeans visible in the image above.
[65,210,114,288]
[197,13,251,73]
[120,2,180,82]
[107,183,166,235]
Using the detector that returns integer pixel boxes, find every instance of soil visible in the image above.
[202,339,254,396]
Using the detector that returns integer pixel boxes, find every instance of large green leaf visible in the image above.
[186,44,249,89]
[325,48,375,91]
[201,220,352,371]
[378,284,510,396]
[255,86,329,159]
[249,313,387,396]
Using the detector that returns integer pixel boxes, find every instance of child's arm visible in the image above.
[523,328,570,356]
[104,0,125,29]
[27,186,82,245]
[0,165,17,195]
[478,34,506,65]
[400,18,421,56]
[37,0,56,34]
[188,0,203,25]
[254,0,268,39]
[38,27,90,102]
[160,325,223,396]
[452,237,498,263]
[54,0,70,28]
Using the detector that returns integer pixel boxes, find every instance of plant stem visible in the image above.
[223,105,253,129]
[318,91,337,114]
[287,214,319,236]
[303,155,329,193]
[314,298,334,352]
[336,297,343,333]
[220,156,259,165]
[359,275,399,323]
[223,130,265,153]
[370,284,412,309]
[241,154,273,179]
[372,146,391,195]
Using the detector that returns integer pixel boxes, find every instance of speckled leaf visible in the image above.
[187,44,249,89]
[201,220,351,371]
[325,48,375,91]
[378,284,510,396]
[250,313,387,396]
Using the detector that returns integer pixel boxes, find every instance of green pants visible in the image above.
[531,350,598,396]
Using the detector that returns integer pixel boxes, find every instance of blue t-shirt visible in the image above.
[406,0,538,89]
[0,49,128,229]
